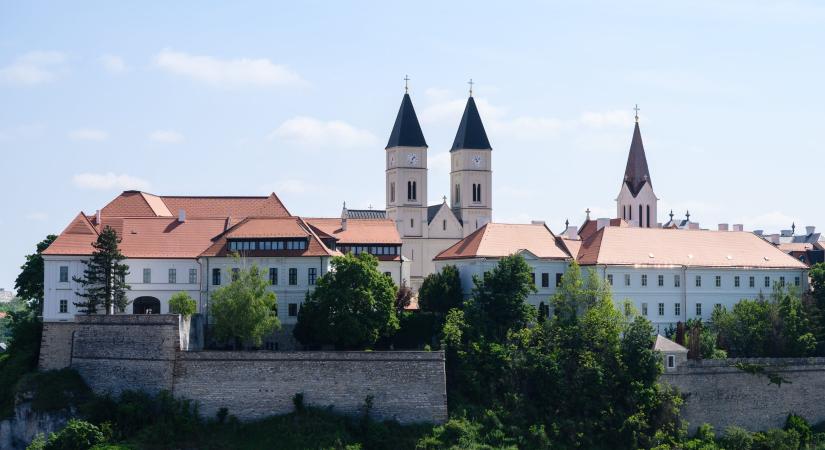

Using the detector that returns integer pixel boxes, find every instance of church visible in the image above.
[38,84,809,336]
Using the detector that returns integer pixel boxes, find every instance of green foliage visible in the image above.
[418,265,464,314]
[73,226,130,314]
[294,253,398,349]
[17,369,92,413]
[0,311,42,418]
[0,298,27,341]
[28,419,107,450]
[712,286,819,358]
[784,414,812,448]
[15,234,57,315]
[210,264,280,348]
[720,426,754,450]
[168,291,197,316]
[392,311,440,349]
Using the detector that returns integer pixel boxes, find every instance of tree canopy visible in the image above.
[168,292,197,316]
[14,234,57,315]
[210,265,280,348]
[293,253,398,350]
[73,227,130,315]
[418,265,464,315]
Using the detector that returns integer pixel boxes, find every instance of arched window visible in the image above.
[454,184,460,205]
[623,205,626,219]
[413,181,417,200]
[638,205,643,227]
[442,219,446,231]
[390,182,395,202]
[646,205,650,228]
[629,206,632,220]
[476,184,482,202]
[407,181,412,200]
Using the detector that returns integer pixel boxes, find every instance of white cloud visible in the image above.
[154,49,305,87]
[99,54,127,73]
[72,172,151,191]
[269,117,378,149]
[25,212,48,221]
[69,129,108,141]
[0,51,67,85]
[148,130,184,143]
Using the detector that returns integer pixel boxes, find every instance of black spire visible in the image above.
[622,122,652,196]
[386,93,427,149]
[451,96,491,151]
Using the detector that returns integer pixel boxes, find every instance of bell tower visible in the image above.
[450,81,493,237]
[616,105,658,227]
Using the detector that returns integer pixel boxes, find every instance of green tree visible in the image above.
[294,253,398,350]
[210,265,280,348]
[14,234,57,315]
[73,227,130,315]
[465,254,536,342]
[27,419,107,450]
[418,265,464,314]
[168,292,197,316]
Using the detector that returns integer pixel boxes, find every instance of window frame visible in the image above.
[168,268,177,284]
[143,268,152,284]
[59,299,68,313]
[288,268,298,286]
[59,266,69,283]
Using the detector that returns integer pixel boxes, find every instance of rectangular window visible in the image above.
[749,276,755,288]
[641,274,648,287]
[288,303,298,317]
[734,276,740,288]
[715,275,721,287]
[695,275,701,287]
[212,268,221,285]
[674,274,681,287]
[641,302,648,316]
[795,276,801,287]
[269,268,278,285]
[168,268,177,284]
[143,268,151,284]
[531,272,535,286]
[308,268,317,285]
[658,302,664,316]
[231,268,240,282]
[779,276,785,286]
[667,355,675,369]
[384,271,392,278]
[541,273,549,288]
[624,274,631,286]
[675,303,681,316]
[765,276,770,288]
[658,274,664,287]
[59,266,69,283]
[189,268,197,284]
[289,268,298,285]
[696,303,702,316]
[607,274,613,286]
[556,273,563,287]
[59,299,68,313]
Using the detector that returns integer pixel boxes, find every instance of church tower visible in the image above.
[616,109,658,227]
[450,87,493,237]
[385,90,428,239]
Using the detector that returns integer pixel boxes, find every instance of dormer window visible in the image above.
[228,239,307,252]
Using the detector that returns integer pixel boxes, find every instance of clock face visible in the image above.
[407,153,418,165]
[472,155,483,167]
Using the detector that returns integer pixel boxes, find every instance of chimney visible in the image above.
[753,229,764,236]
[688,223,700,230]
[596,218,609,230]
[178,209,186,223]
[769,234,780,244]
[781,229,793,237]
[807,226,816,235]
[95,209,101,225]
[531,220,545,226]
[341,202,348,231]
[733,224,744,232]
[718,223,729,231]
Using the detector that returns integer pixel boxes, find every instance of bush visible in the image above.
[168,292,197,316]
[17,369,92,413]
[720,426,753,450]
[31,419,107,450]
[784,414,812,448]
[0,311,42,418]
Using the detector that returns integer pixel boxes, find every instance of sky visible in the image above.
[1,1,824,291]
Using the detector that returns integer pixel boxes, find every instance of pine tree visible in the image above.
[73,226,130,314]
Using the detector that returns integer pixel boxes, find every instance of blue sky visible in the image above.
[1,1,824,291]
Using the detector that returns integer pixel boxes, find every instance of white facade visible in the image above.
[616,182,658,228]
[450,148,493,237]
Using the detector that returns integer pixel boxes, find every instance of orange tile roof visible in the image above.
[200,217,334,258]
[435,223,572,260]
[43,213,100,256]
[560,237,582,259]
[577,227,808,269]
[305,218,402,245]
[777,242,816,253]
[100,191,290,220]
[578,218,630,240]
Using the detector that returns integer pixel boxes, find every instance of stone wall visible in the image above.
[43,315,448,425]
[38,322,78,370]
[662,357,825,432]
[175,351,448,424]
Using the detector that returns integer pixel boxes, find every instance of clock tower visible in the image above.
[450,93,493,237]
[385,91,428,238]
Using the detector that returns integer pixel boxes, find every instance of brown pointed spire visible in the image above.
[623,122,652,196]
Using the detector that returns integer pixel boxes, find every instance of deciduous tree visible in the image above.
[14,234,57,315]
[210,265,279,349]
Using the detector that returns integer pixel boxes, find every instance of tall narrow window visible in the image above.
[189,268,197,284]
[289,268,298,285]
[658,274,664,287]
[269,268,278,285]
[477,184,481,202]
[407,181,412,200]
[734,276,740,287]
[749,276,755,288]
[212,268,221,285]
[410,218,414,228]
[646,205,650,228]
[623,205,626,219]
[556,273,563,287]
[143,268,151,284]
[308,268,317,285]
[715,275,721,287]
[764,276,770,288]
[642,303,648,316]
[675,274,681,287]
[641,274,648,286]
[624,274,631,286]
[658,303,664,316]
[288,303,298,317]
[59,266,69,283]
[638,205,643,227]
[454,184,460,205]
[696,303,702,316]
[795,276,801,287]
[442,219,446,231]
[675,303,681,316]
[168,268,176,284]
[695,275,702,287]
[607,274,613,285]
[541,273,549,288]
[59,299,68,313]
[629,207,632,220]
[413,181,417,200]
[390,182,395,202]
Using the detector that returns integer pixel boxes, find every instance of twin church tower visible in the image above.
[383,86,657,287]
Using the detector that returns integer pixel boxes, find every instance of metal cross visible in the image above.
[468,78,474,96]
[404,75,410,93]
[585,208,591,220]
[634,104,640,122]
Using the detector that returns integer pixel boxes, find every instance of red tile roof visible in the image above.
[577,227,808,269]
[100,191,290,220]
[305,218,402,245]
[200,217,335,258]
[43,213,100,256]
[560,237,582,259]
[435,223,572,260]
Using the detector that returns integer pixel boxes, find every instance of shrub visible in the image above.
[720,426,753,450]
[39,419,106,450]
[168,292,197,316]
[784,413,812,448]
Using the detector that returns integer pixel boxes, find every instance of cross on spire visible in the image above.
[404,75,410,93]
[634,104,640,123]
[585,208,591,220]
[468,78,474,97]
